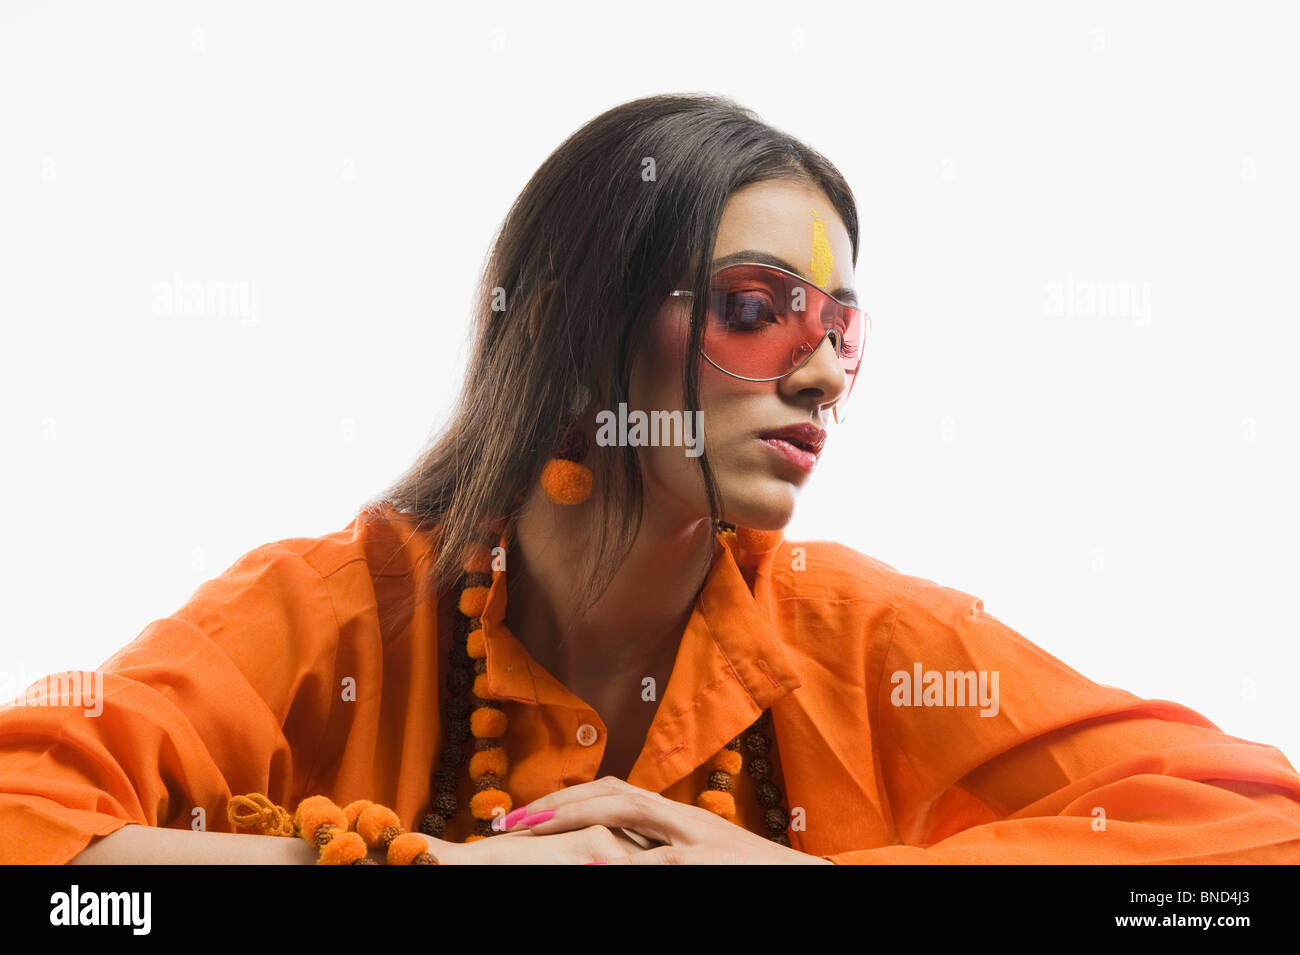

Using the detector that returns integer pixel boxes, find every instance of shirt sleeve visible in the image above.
[820,583,1300,864]
[0,542,342,864]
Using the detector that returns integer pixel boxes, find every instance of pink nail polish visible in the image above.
[518,809,556,827]
[498,806,529,830]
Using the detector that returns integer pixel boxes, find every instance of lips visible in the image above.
[756,422,827,456]
[756,423,827,475]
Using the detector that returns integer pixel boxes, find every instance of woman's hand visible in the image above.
[391,820,650,864]
[496,776,833,864]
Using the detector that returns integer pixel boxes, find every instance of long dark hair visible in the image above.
[371,92,860,613]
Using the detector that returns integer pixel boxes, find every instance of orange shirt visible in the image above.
[2,502,1299,864]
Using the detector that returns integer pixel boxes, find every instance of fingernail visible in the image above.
[518,809,556,827]
[495,806,530,830]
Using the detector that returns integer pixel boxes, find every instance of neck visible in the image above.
[504,482,719,695]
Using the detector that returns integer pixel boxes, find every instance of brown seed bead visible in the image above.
[473,737,497,753]
[313,823,338,848]
[464,571,492,589]
[475,771,501,791]
[724,736,741,752]
[755,780,782,808]
[763,807,789,835]
[746,756,773,780]
[434,791,458,818]
[772,833,791,848]
[473,658,487,676]
[447,717,471,744]
[353,857,380,865]
[411,852,438,865]
[474,817,496,836]
[707,770,732,791]
[378,824,402,849]
[742,732,770,758]
[447,695,472,719]
[478,697,502,710]
[432,767,459,792]
[419,813,445,838]
[446,668,473,695]
[439,742,464,769]
[449,641,472,667]
[552,424,589,462]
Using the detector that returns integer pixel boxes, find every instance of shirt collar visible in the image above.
[473,524,803,792]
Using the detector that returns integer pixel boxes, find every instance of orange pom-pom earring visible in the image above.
[541,383,593,505]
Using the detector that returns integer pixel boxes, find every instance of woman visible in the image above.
[4,93,1300,864]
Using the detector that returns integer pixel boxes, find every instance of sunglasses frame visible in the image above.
[668,260,869,419]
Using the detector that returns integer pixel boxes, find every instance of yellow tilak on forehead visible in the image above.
[808,209,834,288]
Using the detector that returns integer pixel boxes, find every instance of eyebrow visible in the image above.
[710,249,859,306]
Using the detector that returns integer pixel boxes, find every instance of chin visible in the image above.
[720,485,797,532]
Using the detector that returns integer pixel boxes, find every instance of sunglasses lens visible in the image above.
[700,264,866,421]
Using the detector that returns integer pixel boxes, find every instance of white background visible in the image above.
[2,1,1296,764]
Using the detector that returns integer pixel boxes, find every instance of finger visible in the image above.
[516,791,691,847]
[496,776,641,830]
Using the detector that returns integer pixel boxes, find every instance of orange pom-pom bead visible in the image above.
[317,830,368,865]
[293,795,336,836]
[471,706,508,738]
[736,526,784,554]
[540,458,593,505]
[387,831,436,865]
[462,544,493,575]
[469,746,509,779]
[356,803,401,845]
[470,788,512,821]
[459,586,490,617]
[696,790,737,819]
[297,799,347,842]
[707,750,743,775]
[466,626,486,659]
[472,673,492,698]
[342,799,374,829]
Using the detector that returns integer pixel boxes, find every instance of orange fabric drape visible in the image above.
[2,503,1298,863]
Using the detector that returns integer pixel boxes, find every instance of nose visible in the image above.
[779,331,846,416]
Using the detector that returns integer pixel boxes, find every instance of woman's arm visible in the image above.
[833,583,1300,863]
[68,823,320,864]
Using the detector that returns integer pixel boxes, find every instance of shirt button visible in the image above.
[576,723,599,747]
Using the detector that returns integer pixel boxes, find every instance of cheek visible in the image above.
[653,310,690,378]
[632,310,689,409]
[633,307,766,456]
